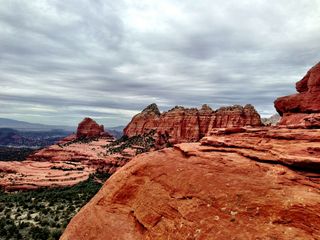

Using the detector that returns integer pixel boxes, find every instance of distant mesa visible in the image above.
[58,117,112,144]
[123,103,262,145]
[76,117,112,138]
[275,62,320,128]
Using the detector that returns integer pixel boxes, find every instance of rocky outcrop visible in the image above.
[123,104,161,138]
[61,127,320,240]
[124,103,262,144]
[76,118,107,138]
[211,104,262,128]
[198,104,214,137]
[275,62,320,127]
[0,160,94,191]
[0,138,114,191]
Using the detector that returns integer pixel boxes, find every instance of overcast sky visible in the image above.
[0,0,319,127]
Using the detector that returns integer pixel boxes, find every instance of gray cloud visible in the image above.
[0,0,319,127]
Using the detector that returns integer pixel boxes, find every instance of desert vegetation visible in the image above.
[0,147,35,161]
[58,136,100,148]
[105,130,156,155]
[0,173,109,240]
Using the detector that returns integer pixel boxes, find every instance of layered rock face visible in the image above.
[211,104,262,128]
[0,138,114,191]
[61,127,320,240]
[76,117,106,138]
[124,103,262,144]
[123,103,161,138]
[275,62,320,127]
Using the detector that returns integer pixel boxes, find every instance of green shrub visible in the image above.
[30,226,50,240]
[51,229,62,240]
[0,173,110,240]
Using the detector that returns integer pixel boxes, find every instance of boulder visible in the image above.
[275,62,320,127]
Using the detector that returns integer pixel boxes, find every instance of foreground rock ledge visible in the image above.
[61,128,320,240]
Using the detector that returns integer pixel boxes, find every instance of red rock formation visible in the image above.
[61,127,320,240]
[58,134,77,144]
[198,104,214,137]
[123,103,160,137]
[0,138,115,191]
[275,62,320,127]
[76,117,106,138]
[210,104,262,128]
[156,106,201,143]
[124,103,262,144]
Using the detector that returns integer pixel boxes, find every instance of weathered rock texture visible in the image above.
[275,62,320,127]
[124,103,262,144]
[76,117,107,138]
[61,127,320,240]
[0,138,113,191]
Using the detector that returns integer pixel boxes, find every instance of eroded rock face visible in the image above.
[275,62,320,127]
[211,104,262,128]
[124,103,262,144]
[76,118,106,138]
[61,127,320,240]
[123,104,161,138]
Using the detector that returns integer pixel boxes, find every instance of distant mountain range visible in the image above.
[106,126,125,139]
[0,118,125,147]
[0,128,72,148]
[0,118,75,132]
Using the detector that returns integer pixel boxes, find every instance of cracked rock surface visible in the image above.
[61,127,320,240]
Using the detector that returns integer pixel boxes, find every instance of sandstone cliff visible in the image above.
[124,103,262,144]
